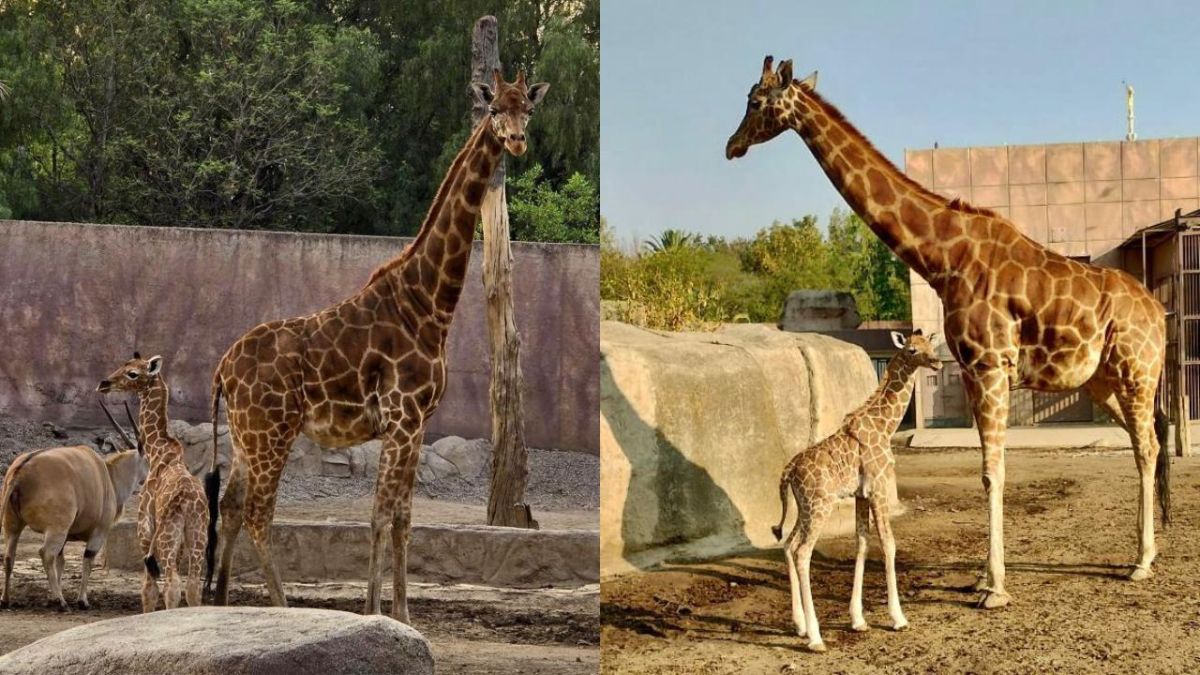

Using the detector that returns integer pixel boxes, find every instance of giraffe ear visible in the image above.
[891,331,907,350]
[471,82,495,105]
[928,332,941,346]
[527,82,549,106]
[798,70,818,90]
[777,60,794,87]
[146,355,163,376]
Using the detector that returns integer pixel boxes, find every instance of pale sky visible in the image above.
[601,0,1200,243]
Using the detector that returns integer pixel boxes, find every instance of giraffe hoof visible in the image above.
[850,621,870,633]
[1129,566,1153,581]
[77,600,90,611]
[806,641,827,653]
[892,619,909,632]
[975,590,1010,609]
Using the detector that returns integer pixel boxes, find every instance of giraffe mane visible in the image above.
[801,85,1003,221]
[364,118,490,288]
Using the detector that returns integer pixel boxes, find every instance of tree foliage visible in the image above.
[601,210,912,331]
[0,0,598,241]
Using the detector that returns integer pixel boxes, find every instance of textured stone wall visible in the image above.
[0,220,598,452]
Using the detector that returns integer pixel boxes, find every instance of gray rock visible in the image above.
[350,440,383,477]
[322,452,352,478]
[0,606,433,674]
[422,451,458,482]
[431,437,491,483]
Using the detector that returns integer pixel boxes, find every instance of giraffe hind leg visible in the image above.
[241,448,289,608]
[213,456,247,605]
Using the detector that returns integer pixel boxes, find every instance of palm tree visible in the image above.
[644,228,696,252]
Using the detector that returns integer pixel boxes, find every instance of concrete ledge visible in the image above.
[105,520,598,589]
[908,425,1132,449]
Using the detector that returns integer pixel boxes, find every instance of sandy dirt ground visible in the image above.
[0,562,598,673]
[602,448,1200,674]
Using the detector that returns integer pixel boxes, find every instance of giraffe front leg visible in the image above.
[849,496,870,632]
[964,369,1011,609]
[365,412,424,620]
[870,490,907,631]
[1119,388,1160,581]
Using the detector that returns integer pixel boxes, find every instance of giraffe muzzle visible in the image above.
[725,141,748,160]
[97,380,113,393]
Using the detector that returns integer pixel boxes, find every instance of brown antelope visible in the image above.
[0,404,146,610]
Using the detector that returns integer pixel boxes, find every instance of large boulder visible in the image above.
[0,607,433,674]
[601,322,880,575]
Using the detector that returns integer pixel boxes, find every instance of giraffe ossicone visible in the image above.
[208,68,549,622]
[729,55,1168,609]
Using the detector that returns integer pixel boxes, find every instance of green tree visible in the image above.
[826,209,911,321]
[644,229,698,252]
[507,164,598,243]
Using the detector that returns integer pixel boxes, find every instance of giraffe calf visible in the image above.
[99,354,215,612]
[773,331,941,652]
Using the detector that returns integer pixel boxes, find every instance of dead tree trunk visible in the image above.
[471,16,535,529]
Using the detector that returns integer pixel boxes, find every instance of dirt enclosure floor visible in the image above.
[0,414,599,673]
[602,448,1200,674]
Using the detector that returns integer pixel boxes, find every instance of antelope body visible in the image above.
[1,445,147,610]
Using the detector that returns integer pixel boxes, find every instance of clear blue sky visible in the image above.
[601,0,1200,243]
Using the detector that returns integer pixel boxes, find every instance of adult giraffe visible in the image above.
[209,69,548,621]
[726,56,1168,608]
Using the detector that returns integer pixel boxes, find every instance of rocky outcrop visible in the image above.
[0,607,433,674]
[601,322,879,575]
[778,289,861,331]
[164,419,491,485]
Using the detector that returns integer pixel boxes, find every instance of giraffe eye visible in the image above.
[749,99,761,110]
[126,372,139,380]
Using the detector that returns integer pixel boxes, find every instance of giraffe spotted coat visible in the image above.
[773,332,941,651]
[208,69,550,622]
[99,355,210,612]
[728,56,1168,609]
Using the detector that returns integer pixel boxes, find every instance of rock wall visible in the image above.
[0,220,598,453]
[600,322,879,576]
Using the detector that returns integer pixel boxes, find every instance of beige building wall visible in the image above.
[904,137,1200,425]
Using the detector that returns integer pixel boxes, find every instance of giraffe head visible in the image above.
[725,55,817,160]
[470,68,549,157]
[890,330,943,372]
[97,352,163,394]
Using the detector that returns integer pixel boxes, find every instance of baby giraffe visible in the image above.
[773,331,941,652]
[98,354,214,611]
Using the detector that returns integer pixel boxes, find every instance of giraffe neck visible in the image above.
[373,117,505,325]
[861,357,921,438]
[783,84,950,281]
[136,376,174,457]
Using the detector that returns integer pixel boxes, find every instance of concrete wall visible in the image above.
[0,220,598,453]
[904,137,1200,426]
[600,322,880,576]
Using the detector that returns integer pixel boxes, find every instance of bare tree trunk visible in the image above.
[471,16,535,529]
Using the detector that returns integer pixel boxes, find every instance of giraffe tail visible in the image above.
[772,472,789,541]
[204,376,223,594]
[1154,408,1170,526]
